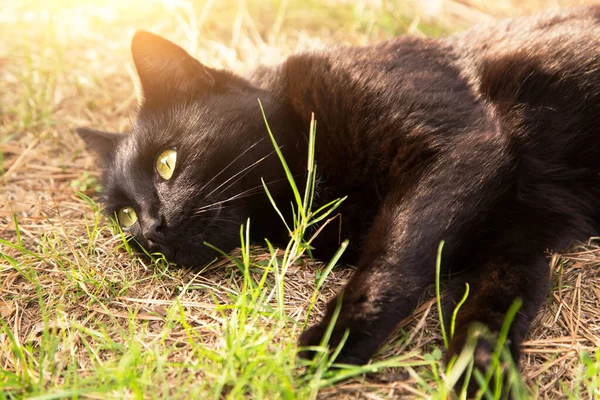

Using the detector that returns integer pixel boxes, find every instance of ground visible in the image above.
[1,0,600,399]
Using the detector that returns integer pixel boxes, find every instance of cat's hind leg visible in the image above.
[442,253,549,395]
[442,212,593,395]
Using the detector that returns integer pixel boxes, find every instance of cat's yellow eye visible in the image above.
[156,148,177,180]
[117,206,138,228]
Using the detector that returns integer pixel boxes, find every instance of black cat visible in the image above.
[78,5,600,391]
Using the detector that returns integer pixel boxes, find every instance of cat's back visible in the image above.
[273,34,493,184]
[281,35,487,137]
[277,5,600,133]
[254,6,600,184]
[450,6,600,162]
[450,5,600,73]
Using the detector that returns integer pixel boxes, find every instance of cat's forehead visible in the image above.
[113,134,139,170]
[133,103,222,145]
[132,100,254,156]
[107,103,219,175]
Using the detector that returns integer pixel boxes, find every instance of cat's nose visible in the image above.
[144,220,167,244]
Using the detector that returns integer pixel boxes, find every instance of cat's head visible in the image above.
[78,31,301,266]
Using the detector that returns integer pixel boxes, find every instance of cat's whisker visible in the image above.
[210,218,244,225]
[193,177,290,216]
[193,182,264,215]
[197,138,267,194]
[203,149,278,200]
[193,187,265,216]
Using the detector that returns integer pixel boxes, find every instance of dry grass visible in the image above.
[2,0,600,398]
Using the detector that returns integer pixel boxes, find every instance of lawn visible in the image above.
[1,0,600,398]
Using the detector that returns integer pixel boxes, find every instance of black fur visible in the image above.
[79,6,600,392]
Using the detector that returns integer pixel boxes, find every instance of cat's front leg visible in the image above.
[299,130,516,365]
[299,250,431,364]
[298,194,448,365]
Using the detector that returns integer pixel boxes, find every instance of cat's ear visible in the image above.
[131,31,215,103]
[77,127,122,162]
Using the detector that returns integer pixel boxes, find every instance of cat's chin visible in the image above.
[129,236,228,269]
[129,238,175,263]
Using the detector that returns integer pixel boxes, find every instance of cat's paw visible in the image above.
[297,323,327,361]
[297,316,380,365]
[446,327,515,398]
[297,286,406,366]
[297,321,368,364]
